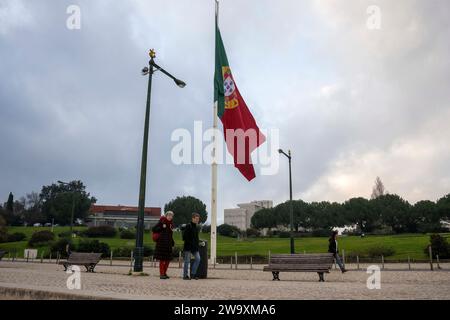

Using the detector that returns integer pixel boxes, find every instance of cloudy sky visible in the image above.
[1,0,449,223]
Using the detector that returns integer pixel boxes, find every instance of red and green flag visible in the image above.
[214,17,266,181]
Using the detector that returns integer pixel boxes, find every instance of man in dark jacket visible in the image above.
[182,213,201,280]
[328,230,347,273]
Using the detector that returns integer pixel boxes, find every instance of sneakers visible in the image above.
[164,274,170,279]
[183,276,191,280]
[341,269,348,274]
[160,275,169,280]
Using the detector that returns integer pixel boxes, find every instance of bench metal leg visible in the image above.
[318,272,325,282]
[272,272,280,281]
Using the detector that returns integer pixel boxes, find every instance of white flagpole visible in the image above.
[211,102,218,265]
[210,0,219,265]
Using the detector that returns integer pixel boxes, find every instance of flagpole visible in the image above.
[210,0,219,266]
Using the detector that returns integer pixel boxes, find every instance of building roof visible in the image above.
[90,204,161,217]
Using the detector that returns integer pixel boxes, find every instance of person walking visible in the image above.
[182,213,201,280]
[152,211,175,279]
[328,230,347,273]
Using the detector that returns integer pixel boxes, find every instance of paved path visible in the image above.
[1,261,449,300]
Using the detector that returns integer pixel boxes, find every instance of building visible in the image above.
[88,205,161,229]
[224,200,273,231]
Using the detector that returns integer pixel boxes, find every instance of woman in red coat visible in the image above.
[152,211,175,279]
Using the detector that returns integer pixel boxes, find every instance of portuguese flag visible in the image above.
[214,16,266,181]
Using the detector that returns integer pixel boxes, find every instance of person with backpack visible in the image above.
[152,211,175,279]
[182,213,201,280]
[328,230,347,273]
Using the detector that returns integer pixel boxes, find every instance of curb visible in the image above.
[0,285,118,300]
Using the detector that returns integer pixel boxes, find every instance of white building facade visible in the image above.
[224,200,273,231]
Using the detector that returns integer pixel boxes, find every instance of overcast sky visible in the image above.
[1,0,449,224]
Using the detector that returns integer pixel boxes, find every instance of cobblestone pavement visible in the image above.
[1,261,449,300]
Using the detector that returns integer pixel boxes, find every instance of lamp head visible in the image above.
[141,67,149,76]
[174,78,186,88]
[278,149,283,154]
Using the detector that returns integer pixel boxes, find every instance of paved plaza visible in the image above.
[1,260,450,300]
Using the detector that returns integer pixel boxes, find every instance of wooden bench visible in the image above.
[0,250,5,261]
[263,253,335,282]
[59,252,102,273]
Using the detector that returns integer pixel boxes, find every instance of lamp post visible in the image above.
[57,180,76,236]
[134,49,186,273]
[278,149,294,254]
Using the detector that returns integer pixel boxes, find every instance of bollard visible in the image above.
[130,251,134,269]
[214,257,216,269]
[436,255,441,270]
[357,255,360,270]
[110,251,113,266]
[49,252,52,263]
[230,256,233,269]
[56,252,60,265]
[8,252,11,261]
[429,246,433,271]
[408,256,411,270]
[179,251,182,268]
[250,257,253,270]
[268,250,271,264]
[381,255,384,270]
[41,252,44,264]
[26,250,29,263]
[235,252,238,270]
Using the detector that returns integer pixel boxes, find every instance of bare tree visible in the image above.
[371,177,386,199]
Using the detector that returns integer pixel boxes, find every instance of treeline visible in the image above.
[0,181,96,226]
[251,193,450,235]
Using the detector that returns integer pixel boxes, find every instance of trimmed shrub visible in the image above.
[119,229,136,239]
[424,234,450,259]
[50,238,75,258]
[82,226,117,238]
[366,245,396,258]
[113,246,154,258]
[77,239,110,257]
[246,228,260,238]
[7,232,26,242]
[28,231,55,247]
[0,231,8,243]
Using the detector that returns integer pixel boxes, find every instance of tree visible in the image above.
[217,224,241,238]
[372,194,411,233]
[437,194,450,220]
[6,192,13,212]
[344,197,379,233]
[40,180,97,225]
[251,208,277,230]
[164,196,207,226]
[371,177,386,199]
[413,200,440,233]
[1,192,21,226]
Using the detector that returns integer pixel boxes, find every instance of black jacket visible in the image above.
[328,238,337,254]
[183,222,200,252]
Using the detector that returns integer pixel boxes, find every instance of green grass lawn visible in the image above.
[1,226,448,261]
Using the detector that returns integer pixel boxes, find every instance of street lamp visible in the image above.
[57,180,76,235]
[134,49,186,273]
[278,149,295,254]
